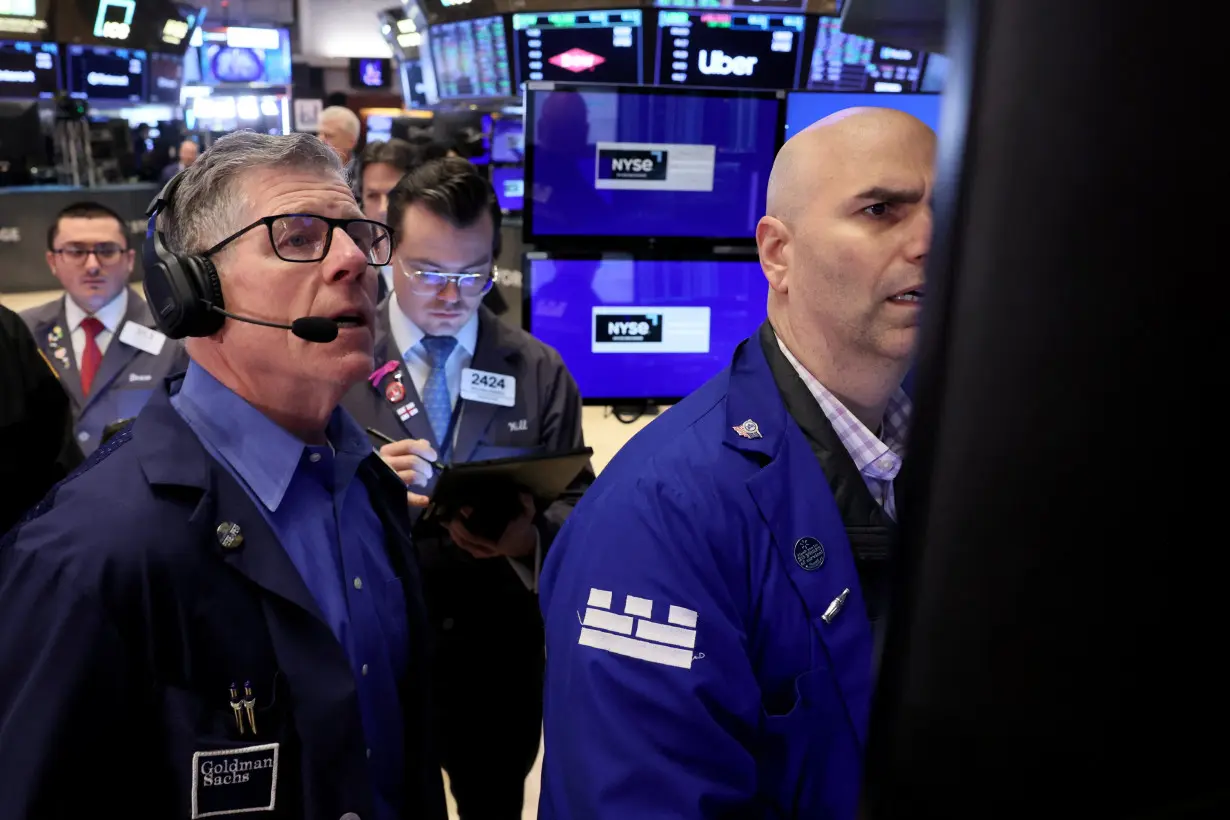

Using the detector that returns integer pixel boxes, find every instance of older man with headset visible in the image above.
[0,131,446,820]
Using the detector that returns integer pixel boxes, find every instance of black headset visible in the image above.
[142,171,227,340]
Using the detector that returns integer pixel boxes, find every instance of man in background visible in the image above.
[344,157,592,819]
[537,108,936,818]
[319,105,362,186]
[359,138,418,302]
[0,303,82,535]
[159,138,199,184]
[21,202,185,455]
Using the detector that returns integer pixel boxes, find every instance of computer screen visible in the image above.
[654,0,808,10]
[65,44,146,102]
[526,254,767,402]
[492,116,523,163]
[655,10,806,90]
[199,26,292,85]
[512,9,643,87]
[366,113,393,144]
[785,90,941,136]
[0,39,57,100]
[146,51,182,104]
[806,16,928,93]
[525,84,782,243]
[492,165,524,213]
[429,15,512,99]
[351,57,392,90]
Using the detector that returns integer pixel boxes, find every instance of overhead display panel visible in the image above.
[805,15,929,93]
[0,38,58,99]
[0,0,52,41]
[512,10,643,87]
[429,14,513,98]
[655,10,806,90]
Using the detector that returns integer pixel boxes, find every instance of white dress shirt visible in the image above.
[64,289,128,368]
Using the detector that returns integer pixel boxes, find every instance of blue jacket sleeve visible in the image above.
[539,477,764,818]
[0,530,140,818]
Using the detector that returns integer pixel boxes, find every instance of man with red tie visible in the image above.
[21,201,186,454]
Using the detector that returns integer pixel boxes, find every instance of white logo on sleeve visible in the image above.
[577,588,698,669]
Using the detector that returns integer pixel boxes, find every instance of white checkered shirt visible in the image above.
[777,338,913,520]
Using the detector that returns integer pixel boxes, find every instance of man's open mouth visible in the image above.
[889,288,924,304]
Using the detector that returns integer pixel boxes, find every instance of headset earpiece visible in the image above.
[142,171,226,339]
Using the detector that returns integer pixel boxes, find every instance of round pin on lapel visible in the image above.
[794,536,825,571]
[385,380,406,403]
[216,522,244,550]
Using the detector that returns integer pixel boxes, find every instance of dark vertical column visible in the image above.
[864,0,1225,816]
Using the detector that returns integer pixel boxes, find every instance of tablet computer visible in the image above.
[418,447,594,541]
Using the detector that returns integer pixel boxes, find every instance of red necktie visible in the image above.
[79,317,104,396]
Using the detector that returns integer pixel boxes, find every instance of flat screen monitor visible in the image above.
[199,26,292,85]
[366,113,392,144]
[785,90,941,136]
[429,14,512,99]
[0,0,53,42]
[655,10,806,90]
[146,50,182,104]
[0,39,57,100]
[492,165,523,213]
[524,83,783,245]
[653,0,808,10]
[492,116,523,163]
[65,43,146,102]
[512,9,643,87]
[351,56,391,90]
[806,15,929,93]
[525,254,767,403]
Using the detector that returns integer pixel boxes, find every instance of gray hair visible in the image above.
[320,105,361,140]
[159,130,345,256]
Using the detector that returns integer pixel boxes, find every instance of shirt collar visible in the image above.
[388,296,479,364]
[776,336,913,477]
[65,288,128,334]
[174,361,374,512]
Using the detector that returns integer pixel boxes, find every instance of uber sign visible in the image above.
[594,313,663,344]
[698,50,758,77]
[598,149,668,182]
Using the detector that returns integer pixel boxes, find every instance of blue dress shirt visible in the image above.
[171,362,408,820]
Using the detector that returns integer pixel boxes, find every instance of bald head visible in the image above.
[756,105,936,424]
[767,107,936,223]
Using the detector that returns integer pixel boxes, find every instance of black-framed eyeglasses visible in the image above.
[52,243,127,265]
[203,213,393,266]
[396,257,497,297]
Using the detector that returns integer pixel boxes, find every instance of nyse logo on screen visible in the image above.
[594,313,664,344]
[598,149,667,181]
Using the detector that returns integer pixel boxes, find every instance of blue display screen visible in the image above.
[492,166,524,212]
[526,85,780,241]
[199,27,292,86]
[492,117,523,163]
[527,255,767,401]
[784,90,941,137]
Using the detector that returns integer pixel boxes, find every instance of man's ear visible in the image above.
[756,216,791,294]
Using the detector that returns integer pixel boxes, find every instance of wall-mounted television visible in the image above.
[198,25,291,86]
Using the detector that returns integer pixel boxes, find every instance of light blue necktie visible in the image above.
[419,335,458,450]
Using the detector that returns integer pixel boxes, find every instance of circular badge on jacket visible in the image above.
[794,536,825,571]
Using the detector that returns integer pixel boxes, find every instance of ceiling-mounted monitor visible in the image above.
[65,43,147,102]
[0,39,58,100]
[654,9,806,90]
[0,0,52,41]
[428,14,513,99]
[512,9,644,87]
[806,14,929,92]
[198,25,292,86]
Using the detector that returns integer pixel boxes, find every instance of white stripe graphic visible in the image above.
[579,627,694,669]
[668,605,698,628]
[588,588,613,609]
[624,595,653,619]
[635,619,696,649]
[583,607,633,635]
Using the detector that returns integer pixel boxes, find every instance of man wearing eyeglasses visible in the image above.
[0,133,447,820]
[343,157,593,820]
[20,201,187,455]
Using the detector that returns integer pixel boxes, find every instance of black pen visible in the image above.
[366,427,446,471]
